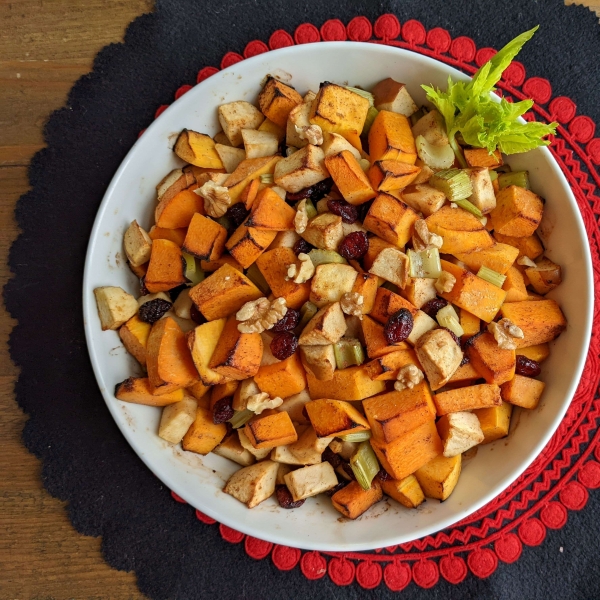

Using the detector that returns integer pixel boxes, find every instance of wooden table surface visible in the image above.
[0,1,598,598]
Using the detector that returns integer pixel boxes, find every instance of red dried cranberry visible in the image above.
[327,198,358,224]
[138,299,172,324]
[440,327,461,346]
[190,304,207,325]
[377,468,393,482]
[515,355,542,377]
[338,231,369,260]
[270,332,298,360]
[293,238,313,255]
[384,308,414,344]
[212,397,234,424]
[271,309,300,332]
[226,203,249,228]
[421,297,448,319]
[325,481,349,497]
[276,485,305,509]
[322,447,342,469]
[139,277,149,296]
[286,178,333,202]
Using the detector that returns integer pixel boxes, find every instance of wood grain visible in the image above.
[0,1,597,598]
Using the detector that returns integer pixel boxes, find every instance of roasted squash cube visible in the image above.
[324,150,376,205]
[433,383,502,416]
[380,474,425,508]
[331,480,383,519]
[465,331,515,385]
[414,454,461,501]
[351,272,379,315]
[174,129,223,169]
[493,232,544,260]
[115,377,184,406]
[363,348,420,381]
[145,239,186,293]
[464,148,503,168]
[368,160,421,192]
[200,255,244,273]
[186,318,229,385]
[224,155,281,203]
[525,257,562,295]
[453,243,519,275]
[370,420,442,481]
[362,315,409,359]
[210,380,239,409]
[306,365,385,400]
[364,192,419,248]
[247,187,296,231]
[255,352,307,399]
[258,76,303,127]
[182,406,227,454]
[155,188,205,229]
[502,265,530,302]
[490,185,544,237]
[368,110,417,163]
[119,315,151,366]
[448,362,482,384]
[363,381,436,443]
[305,399,370,438]
[516,343,550,363]
[208,316,263,380]
[182,213,227,261]
[149,225,187,247]
[225,217,277,269]
[499,300,566,347]
[189,263,263,320]
[473,402,512,444]
[501,374,545,409]
[274,144,328,193]
[244,411,298,449]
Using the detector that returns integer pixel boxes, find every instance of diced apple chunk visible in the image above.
[368,247,409,289]
[158,395,198,444]
[373,78,418,116]
[218,101,265,147]
[284,462,339,501]
[215,144,246,173]
[223,460,279,508]
[298,302,347,345]
[94,286,138,331]
[274,144,329,193]
[241,129,279,159]
[301,213,344,250]
[310,263,358,307]
[213,433,256,466]
[436,411,484,458]
[415,329,463,391]
[300,344,336,381]
[124,220,152,267]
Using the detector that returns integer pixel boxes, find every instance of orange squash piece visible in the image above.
[149,226,187,247]
[258,76,303,128]
[331,480,383,519]
[363,192,419,248]
[516,343,550,363]
[362,315,410,359]
[448,362,482,384]
[224,155,281,203]
[208,316,263,380]
[351,272,379,315]
[210,380,240,410]
[247,187,296,231]
[146,317,199,392]
[502,265,529,302]
[225,217,277,269]
[363,382,436,443]
[254,352,307,399]
[181,213,227,261]
[240,178,261,210]
[363,348,420,381]
[255,247,311,310]
[433,383,502,416]
[145,238,186,293]
[119,315,151,366]
[368,110,417,164]
[500,300,567,347]
[306,366,386,401]
[379,474,425,508]
[182,406,227,454]
[305,399,370,438]
[324,150,377,205]
[200,255,244,273]
[460,309,480,340]
[464,148,503,168]
[453,243,519,275]
[187,380,210,405]
[473,402,512,444]
[490,185,544,237]
[438,260,506,323]
[155,188,205,229]
[244,411,298,449]
[370,420,442,481]
[493,232,544,260]
[370,287,417,324]
[367,160,421,192]
[115,377,184,406]
[465,331,516,385]
[501,374,545,409]
[188,263,263,320]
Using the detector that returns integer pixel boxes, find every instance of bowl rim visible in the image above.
[82,40,594,551]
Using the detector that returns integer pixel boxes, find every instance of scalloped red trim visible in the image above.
[155,14,600,589]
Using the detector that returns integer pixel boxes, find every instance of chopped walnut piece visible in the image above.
[413,219,443,252]
[295,124,324,146]
[237,297,288,333]
[517,256,537,268]
[340,292,364,319]
[294,199,309,234]
[197,180,232,218]
[435,271,456,294]
[246,392,284,415]
[286,253,315,284]
[488,318,524,350]
[394,364,424,391]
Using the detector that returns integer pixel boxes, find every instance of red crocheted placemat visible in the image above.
[151,15,600,590]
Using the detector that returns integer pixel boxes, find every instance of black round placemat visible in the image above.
[5,1,600,598]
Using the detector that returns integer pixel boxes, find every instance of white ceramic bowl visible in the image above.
[83,42,593,551]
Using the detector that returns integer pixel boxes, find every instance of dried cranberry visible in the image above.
[327,198,358,224]
[421,297,448,319]
[276,485,305,509]
[286,178,333,202]
[377,468,393,482]
[139,277,149,296]
[212,397,234,424]
[270,332,298,360]
[441,327,461,346]
[325,481,349,497]
[515,355,542,377]
[293,238,313,255]
[384,308,414,344]
[226,203,249,229]
[338,231,369,260]
[190,304,207,325]
[138,299,172,324]
[322,447,342,469]
[224,422,234,438]
[271,309,300,332]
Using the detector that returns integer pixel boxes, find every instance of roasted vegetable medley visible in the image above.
[94,29,567,519]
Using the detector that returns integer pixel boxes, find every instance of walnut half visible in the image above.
[246,392,284,415]
[488,318,524,350]
[294,199,309,234]
[413,219,443,252]
[237,297,288,334]
[340,292,364,319]
[295,124,324,146]
[394,364,424,391]
[197,180,232,218]
[435,271,456,294]
[286,253,315,284]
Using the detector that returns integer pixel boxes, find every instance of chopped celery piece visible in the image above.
[477,265,506,288]
[381,281,399,294]
[260,173,274,184]
[296,198,317,220]
[362,106,379,136]
[350,441,380,491]
[246,263,270,295]
[498,171,530,190]
[340,431,372,443]
[410,106,428,127]
[454,198,483,218]
[307,248,348,267]
[436,304,464,337]
[344,86,374,107]
[182,252,205,286]
[296,301,318,333]
[229,409,254,429]
[488,169,498,182]
[408,248,442,279]
[430,169,473,202]
[215,215,231,231]
[333,338,365,370]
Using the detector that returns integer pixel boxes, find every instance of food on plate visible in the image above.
[95,28,566,520]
